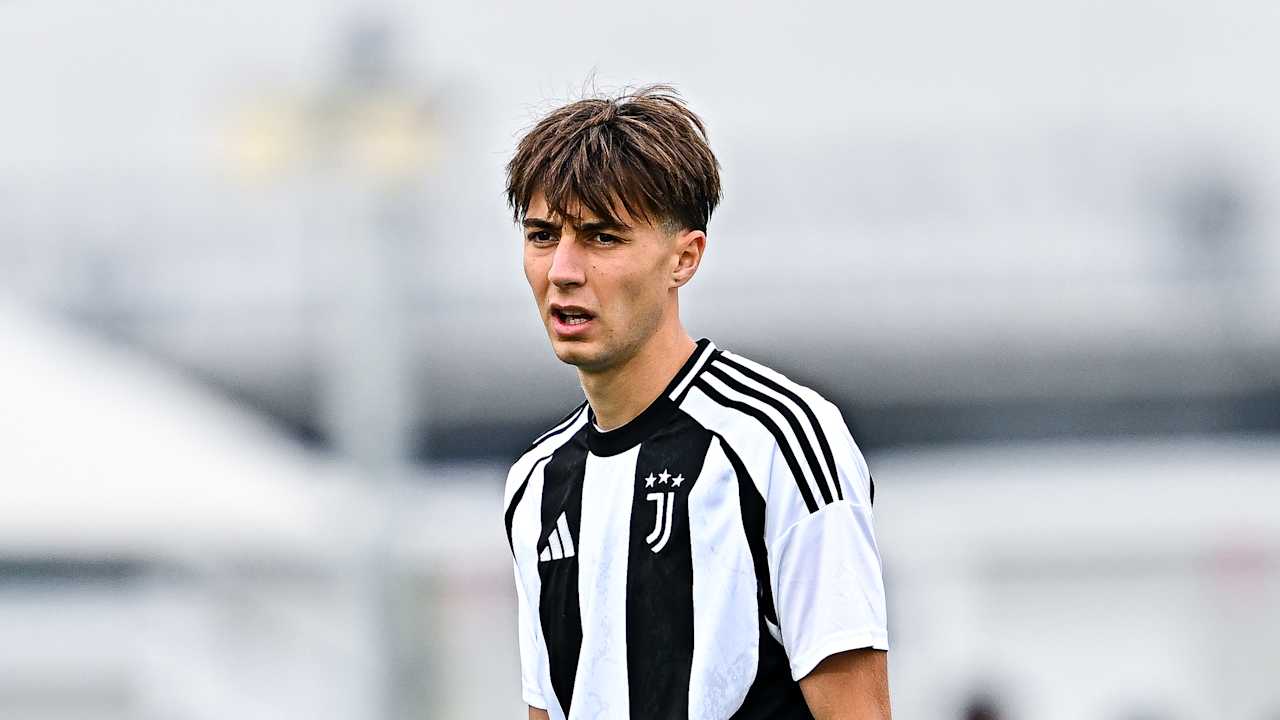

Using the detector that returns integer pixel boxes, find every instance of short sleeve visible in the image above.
[764,400,888,680]
[513,560,549,708]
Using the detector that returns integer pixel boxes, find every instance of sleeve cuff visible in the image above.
[789,629,890,681]
[522,686,547,709]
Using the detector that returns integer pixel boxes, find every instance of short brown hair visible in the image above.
[506,85,722,232]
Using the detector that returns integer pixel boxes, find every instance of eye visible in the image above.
[526,230,556,245]
[592,233,621,246]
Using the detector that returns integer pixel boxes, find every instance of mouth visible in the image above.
[550,304,595,336]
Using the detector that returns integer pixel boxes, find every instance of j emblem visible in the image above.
[641,468,685,553]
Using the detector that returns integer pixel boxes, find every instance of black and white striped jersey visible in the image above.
[504,338,888,720]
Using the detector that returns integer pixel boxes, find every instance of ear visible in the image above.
[671,229,706,288]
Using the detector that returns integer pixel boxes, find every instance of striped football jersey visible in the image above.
[504,338,887,719]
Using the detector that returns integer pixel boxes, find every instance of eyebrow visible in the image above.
[522,217,560,231]
[522,217,632,233]
[578,219,631,234]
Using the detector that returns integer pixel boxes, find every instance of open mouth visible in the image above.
[551,306,595,327]
[547,301,591,330]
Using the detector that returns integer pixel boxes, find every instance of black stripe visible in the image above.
[504,455,551,556]
[714,434,778,626]
[869,474,875,506]
[523,400,588,455]
[717,434,814,720]
[626,412,713,720]
[716,355,842,502]
[705,365,834,506]
[537,428,589,716]
[693,378,819,513]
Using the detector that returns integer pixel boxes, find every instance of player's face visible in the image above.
[522,193,680,373]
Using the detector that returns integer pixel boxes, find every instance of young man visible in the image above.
[502,86,890,720]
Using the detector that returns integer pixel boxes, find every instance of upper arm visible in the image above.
[797,648,891,720]
[527,706,550,720]
[762,397,889,680]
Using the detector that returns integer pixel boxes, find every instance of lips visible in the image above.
[551,304,594,322]
[550,304,595,337]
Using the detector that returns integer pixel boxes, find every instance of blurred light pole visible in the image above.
[225,14,436,720]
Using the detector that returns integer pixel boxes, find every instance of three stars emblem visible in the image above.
[642,469,685,488]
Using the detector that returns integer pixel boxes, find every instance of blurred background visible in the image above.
[2,1,1278,718]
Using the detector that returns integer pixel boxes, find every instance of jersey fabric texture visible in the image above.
[504,338,888,720]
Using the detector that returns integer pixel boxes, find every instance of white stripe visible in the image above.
[667,341,717,401]
[556,512,575,558]
[711,358,839,504]
[700,371,828,513]
[650,492,675,553]
[687,437,758,717]
[570,447,639,719]
[678,389,770,502]
[540,547,552,562]
[549,528,564,560]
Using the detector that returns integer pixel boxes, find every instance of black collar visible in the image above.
[586,338,717,456]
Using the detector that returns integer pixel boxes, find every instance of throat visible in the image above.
[579,334,698,432]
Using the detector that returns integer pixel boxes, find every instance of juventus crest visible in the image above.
[641,468,685,553]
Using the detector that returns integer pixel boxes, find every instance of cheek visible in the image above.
[613,267,666,317]
[523,255,545,291]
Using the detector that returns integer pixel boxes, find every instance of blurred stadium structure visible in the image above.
[2,1,1278,718]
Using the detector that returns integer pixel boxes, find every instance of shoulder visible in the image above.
[710,348,843,416]
[503,399,591,554]
[683,345,849,442]
[504,399,589,499]
[682,346,870,512]
[515,398,590,462]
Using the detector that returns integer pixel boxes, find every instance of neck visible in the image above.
[579,323,697,432]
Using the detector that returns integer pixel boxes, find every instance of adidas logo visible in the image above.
[539,511,576,562]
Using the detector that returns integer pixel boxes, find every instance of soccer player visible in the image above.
[502,86,890,720]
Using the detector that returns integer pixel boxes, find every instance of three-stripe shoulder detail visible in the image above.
[692,355,843,513]
[714,354,842,502]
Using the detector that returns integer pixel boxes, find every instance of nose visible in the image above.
[547,235,586,288]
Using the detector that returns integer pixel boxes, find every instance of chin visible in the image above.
[550,338,594,365]
[550,337,611,371]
